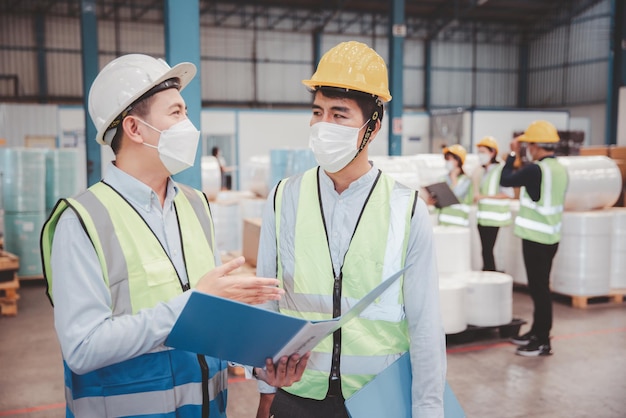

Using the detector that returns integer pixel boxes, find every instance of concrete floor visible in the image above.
[1,281,625,418]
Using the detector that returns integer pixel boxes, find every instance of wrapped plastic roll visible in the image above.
[552,211,612,296]
[4,211,46,277]
[557,156,622,211]
[286,149,317,178]
[240,155,270,198]
[433,226,471,274]
[438,277,467,334]
[1,148,47,212]
[610,208,626,288]
[269,149,290,189]
[450,271,513,327]
[370,156,421,190]
[45,149,80,211]
[201,156,222,200]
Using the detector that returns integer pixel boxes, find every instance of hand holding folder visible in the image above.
[165,266,409,368]
[424,182,460,209]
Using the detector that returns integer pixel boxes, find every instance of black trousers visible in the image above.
[270,389,349,418]
[522,239,559,342]
[477,225,500,271]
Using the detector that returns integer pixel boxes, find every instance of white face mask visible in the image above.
[478,152,491,166]
[445,160,456,172]
[526,147,534,162]
[139,118,200,175]
[308,120,369,173]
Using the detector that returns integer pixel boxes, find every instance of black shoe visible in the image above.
[516,337,552,357]
[510,331,534,346]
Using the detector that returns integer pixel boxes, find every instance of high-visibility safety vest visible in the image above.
[476,164,512,227]
[41,181,228,418]
[274,168,415,400]
[438,174,473,227]
[514,158,568,245]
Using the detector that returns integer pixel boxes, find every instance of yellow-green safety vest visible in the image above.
[274,168,415,400]
[477,164,512,227]
[514,158,568,245]
[439,174,473,227]
[41,181,228,418]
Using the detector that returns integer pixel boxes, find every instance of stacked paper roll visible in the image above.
[552,210,612,296]
[438,277,468,334]
[557,156,622,211]
[461,271,513,327]
[201,156,222,200]
[468,206,482,271]
[240,155,270,198]
[45,149,80,212]
[610,208,626,289]
[433,226,471,274]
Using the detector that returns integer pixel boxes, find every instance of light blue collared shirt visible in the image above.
[51,163,219,375]
[256,165,447,418]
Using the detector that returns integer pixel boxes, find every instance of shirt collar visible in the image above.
[318,162,379,197]
[102,162,179,212]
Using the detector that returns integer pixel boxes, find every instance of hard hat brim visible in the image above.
[301,79,392,102]
[517,134,559,144]
[95,62,197,145]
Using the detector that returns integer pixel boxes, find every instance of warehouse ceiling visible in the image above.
[1,0,605,40]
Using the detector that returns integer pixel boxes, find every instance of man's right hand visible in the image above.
[195,256,284,305]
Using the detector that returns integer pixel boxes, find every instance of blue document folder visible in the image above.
[165,267,408,368]
[345,352,465,418]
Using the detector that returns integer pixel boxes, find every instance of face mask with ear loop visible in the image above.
[137,118,200,175]
[308,109,380,173]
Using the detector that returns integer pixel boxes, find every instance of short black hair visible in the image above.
[313,86,384,124]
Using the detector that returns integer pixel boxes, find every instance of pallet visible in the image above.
[0,273,20,316]
[446,318,526,345]
[553,289,626,309]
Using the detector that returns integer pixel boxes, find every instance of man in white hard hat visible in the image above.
[41,54,308,418]
[255,41,445,418]
[501,120,568,357]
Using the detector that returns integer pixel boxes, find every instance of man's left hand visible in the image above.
[254,352,310,387]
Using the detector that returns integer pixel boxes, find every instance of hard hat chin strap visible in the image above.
[353,109,380,160]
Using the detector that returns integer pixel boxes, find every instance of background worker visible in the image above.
[255,41,446,418]
[472,136,514,271]
[500,120,568,357]
[436,144,473,226]
[40,54,307,418]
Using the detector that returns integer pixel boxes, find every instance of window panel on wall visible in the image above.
[568,17,610,62]
[475,72,517,108]
[403,68,423,108]
[0,51,38,97]
[431,70,472,108]
[528,68,564,107]
[119,22,164,55]
[404,40,424,67]
[0,16,35,47]
[46,17,81,49]
[47,52,82,97]
[476,44,517,70]
[432,42,472,68]
[565,62,608,104]
[530,27,568,69]
[256,31,310,62]
[201,27,254,59]
[98,21,119,53]
[202,60,253,103]
[257,63,311,103]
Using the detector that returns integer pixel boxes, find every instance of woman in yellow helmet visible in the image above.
[472,136,514,271]
[436,144,473,227]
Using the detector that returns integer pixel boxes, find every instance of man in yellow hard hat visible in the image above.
[255,41,446,418]
[40,54,307,417]
[500,120,568,356]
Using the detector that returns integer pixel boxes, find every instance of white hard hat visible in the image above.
[88,54,196,145]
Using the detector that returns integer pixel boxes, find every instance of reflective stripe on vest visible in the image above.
[439,174,472,227]
[41,181,227,417]
[274,168,413,400]
[477,164,512,227]
[514,158,568,244]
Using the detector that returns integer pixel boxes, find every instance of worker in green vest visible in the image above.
[472,136,513,271]
[40,54,307,418]
[500,120,568,357]
[254,41,446,418]
[437,144,473,226]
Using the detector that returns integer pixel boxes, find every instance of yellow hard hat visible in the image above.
[302,41,392,102]
[476,136,499,154]
[517,120,560,143]
[442,144,467,165]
